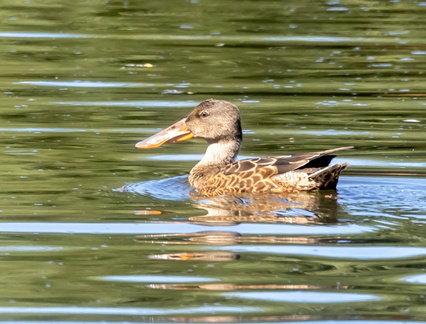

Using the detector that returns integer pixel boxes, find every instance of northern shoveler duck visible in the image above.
[135,99,352,196]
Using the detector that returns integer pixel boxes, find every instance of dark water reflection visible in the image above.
[1,0,426,322]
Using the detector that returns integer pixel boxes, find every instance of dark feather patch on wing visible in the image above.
[301,155,335,168]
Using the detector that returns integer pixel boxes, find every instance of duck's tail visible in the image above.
[308,162,349,190]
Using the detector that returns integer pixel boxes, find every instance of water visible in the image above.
[1,0,426,322]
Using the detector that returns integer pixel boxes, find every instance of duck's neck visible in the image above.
[195,138,241,169]
[189,137,242,190]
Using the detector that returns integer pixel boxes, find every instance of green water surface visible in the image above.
[0,0,426,323]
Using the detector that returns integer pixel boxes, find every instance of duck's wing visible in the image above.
[224,146,353,176]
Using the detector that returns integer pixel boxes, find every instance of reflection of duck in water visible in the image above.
[190,191,343,225]
[136,99,352,197]
[136,191,349,249]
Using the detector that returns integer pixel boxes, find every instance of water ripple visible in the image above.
[53,100,197,107]
[0,32,92,38]
[401,273,426,284]
[0,246,63,252]
[100,275,219,283]
[224,291,380,303]
[211,245,426,260]
[17,81,146,88]
[0,222,374,235]
[0,305,260,315]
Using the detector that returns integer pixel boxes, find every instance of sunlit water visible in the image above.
[1,0,426,323]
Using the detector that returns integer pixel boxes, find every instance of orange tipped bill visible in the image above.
[135,118,193,149]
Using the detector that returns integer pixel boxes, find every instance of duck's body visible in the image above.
[136,99,352,197]
[188,147,350,196]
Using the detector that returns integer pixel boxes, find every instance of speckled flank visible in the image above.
[191,160,349,196]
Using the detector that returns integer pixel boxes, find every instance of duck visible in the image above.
[135,99,353,197]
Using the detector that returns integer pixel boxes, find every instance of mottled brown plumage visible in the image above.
[136,99,352,197]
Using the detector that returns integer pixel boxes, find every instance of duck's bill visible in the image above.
[135,118,193,149]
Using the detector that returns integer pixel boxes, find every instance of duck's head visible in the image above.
[135,99,242,149]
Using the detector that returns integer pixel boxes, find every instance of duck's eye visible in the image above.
[199,111,210,118]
